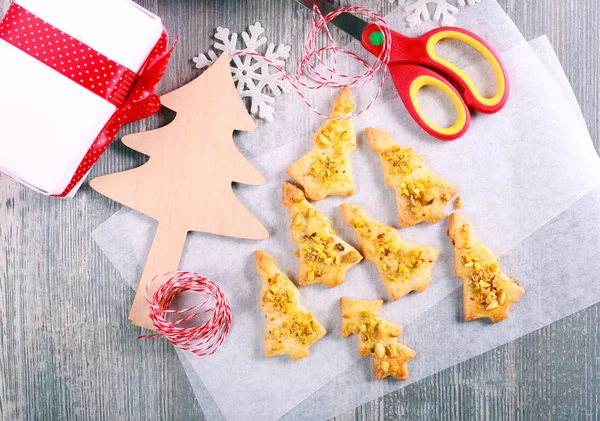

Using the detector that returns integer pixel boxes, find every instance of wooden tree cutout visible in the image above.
[90,51,269,330]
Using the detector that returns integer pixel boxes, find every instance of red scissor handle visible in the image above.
[361,24,510,140]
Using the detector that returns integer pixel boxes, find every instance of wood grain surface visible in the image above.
[0,1,598,420]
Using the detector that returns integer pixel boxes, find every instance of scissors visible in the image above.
[294,0,510,141]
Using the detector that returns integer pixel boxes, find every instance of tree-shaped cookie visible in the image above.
[286,88,357,201]
[341,204,439,300]
[366,127,457,228]
[448,213,525,323]
[90,51,268,330]
[340,297,416,380]
[255,251,326,360]
[282,182,362,287]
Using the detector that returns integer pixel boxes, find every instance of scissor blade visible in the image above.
[294,0,368,41]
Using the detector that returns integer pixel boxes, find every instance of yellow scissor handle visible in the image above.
[425,29,508,111]
[393,62,470,140]
[409,75,468,138]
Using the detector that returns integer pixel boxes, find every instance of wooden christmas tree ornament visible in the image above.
[90,51,269,330]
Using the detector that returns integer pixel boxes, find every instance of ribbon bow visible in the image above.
[59,32,178,197]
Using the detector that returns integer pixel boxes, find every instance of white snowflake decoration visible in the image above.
[193,22,291,122]
[387,0,480,27]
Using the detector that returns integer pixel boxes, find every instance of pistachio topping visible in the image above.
[307,152,348,187]
[461,252,505,310]
[455,196,463,210]
[315,110,353,151]
[351,217,431,281]
[271,311,322,345]
[262,274,294,314]
[340,298,415,380]
[286,90,357,201]
[262,271,323,346]
[291,202,361,284]
[448,213,525,323]
[256,250,326,359]
[285,183,362,287]
[374,342,386,358]
[399,178,442,214]
[382,145,420,175]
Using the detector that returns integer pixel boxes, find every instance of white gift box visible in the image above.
[0,0,164,196]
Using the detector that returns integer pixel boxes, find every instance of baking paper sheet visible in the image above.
[167,0,595,413]
[166,34,598,421]
[92,35,600,421]
[279,37,600,421]
[283,185,600,421]
[159,0,598,415]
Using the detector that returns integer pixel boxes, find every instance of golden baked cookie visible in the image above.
[255,251,326,360]
[286,88,357,201]
[366,127,457,228]
[282,181,362,287]
[340,297,416,380]
[341,203,439,300]
[447,213,525,323]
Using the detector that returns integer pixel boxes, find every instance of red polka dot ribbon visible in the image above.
[0,3,177,197]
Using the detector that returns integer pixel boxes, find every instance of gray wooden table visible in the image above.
[1,1,598,420]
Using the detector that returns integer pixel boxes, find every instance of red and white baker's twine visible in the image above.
[140,271,232,357]
[233,5,392,119]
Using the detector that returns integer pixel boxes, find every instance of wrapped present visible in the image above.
[0,0,175,197]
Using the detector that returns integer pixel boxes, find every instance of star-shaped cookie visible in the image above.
[282,181,362,287]
[340,297,416,380]
[341,203,439,300]
[255,251,326,360]
[286,88,357,201]
[366,127,457,228]
[447,212,525,323]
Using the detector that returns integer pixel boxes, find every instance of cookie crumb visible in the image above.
[455,197,463,210]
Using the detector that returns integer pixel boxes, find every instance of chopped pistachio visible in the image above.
[497,289,507,305]
[374,342,386,358]
[455,196,463,210]
[388,344,398,357]
[486,300,500,310]
[294,214,306,230]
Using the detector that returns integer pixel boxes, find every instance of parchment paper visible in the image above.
[92,38,600,421]
[168,34,597,421]
[279,37,600,421]
[91,1,600,419]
